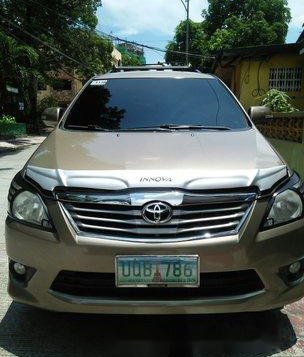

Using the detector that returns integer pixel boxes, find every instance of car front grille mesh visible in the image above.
[58,190,256,241]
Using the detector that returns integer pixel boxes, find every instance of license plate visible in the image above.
[115,255,199,287]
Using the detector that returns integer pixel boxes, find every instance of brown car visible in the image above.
[5,66,304,314]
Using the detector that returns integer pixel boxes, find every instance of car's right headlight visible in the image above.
[263,189,303,228]
[11,190,51,227]
[8,172,53,230]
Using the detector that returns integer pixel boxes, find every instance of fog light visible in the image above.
[289,261,302,274]
[13,262,26,275]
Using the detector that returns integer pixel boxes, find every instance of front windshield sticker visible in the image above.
[90,80,107,86]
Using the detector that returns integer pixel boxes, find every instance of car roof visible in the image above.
[94,71,215,80]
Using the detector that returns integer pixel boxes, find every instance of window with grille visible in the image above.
[269,67,302,92]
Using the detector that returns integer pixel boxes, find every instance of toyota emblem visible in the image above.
[142,201,173,224]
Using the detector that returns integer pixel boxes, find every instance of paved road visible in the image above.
[0,146,304,357]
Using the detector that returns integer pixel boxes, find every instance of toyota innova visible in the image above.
[5,66,304,314]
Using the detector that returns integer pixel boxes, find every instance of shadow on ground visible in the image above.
[0,149,24,158]
[0,302,297,357]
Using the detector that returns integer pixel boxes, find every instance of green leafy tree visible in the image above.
[121,52,142,66]
[166,0,291,68]
[0,0,113,129]
[117,45,146,66]
[0,0,113,76]
[203,0,291,44]
[165,20,208,69]
[0,30,38,116]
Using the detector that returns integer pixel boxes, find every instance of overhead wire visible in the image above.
[17,0,215,61]
[0,23,83,83]
[0,15,91,70]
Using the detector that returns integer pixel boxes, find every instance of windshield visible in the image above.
[63,78,250,131]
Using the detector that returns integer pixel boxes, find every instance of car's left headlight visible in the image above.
[263,189,303,228]
[10,190,52,229]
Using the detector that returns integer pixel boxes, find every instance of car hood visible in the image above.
[25,128,288,192]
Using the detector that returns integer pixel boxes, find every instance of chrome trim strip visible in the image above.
[178,205,248,215]
[77,220,240,234]
[68,206,141,215]
[57,190,257,205]
[68,204,247,216]
[70,211,244,226]
[75,231,239,244]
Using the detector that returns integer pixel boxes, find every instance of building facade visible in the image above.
[214,35,304,111]
[37,70,83,108]
[37,47,122,108]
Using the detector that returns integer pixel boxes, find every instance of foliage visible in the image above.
[262,89,299,113]
[0,31,39,71]
[165,20,208,69]
[165,0,291,68]
[37,96,59,115]
[0,115,17,124]
[0,30,39,116]
[120,52,142,66]
[203,0,290,45]
[117,45,146,66]
[0,0,113,78]
[0,0,113,130]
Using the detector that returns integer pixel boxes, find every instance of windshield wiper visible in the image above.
[66,124,111,131]
[65,125,171,132]
[117,127,172,132]
[65,124,232,132]
[157,124,232,131]
[117,125,231,132]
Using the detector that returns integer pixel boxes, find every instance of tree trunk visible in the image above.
[0,74,6,117]
[25,2,39,134]
[28,74,38,133]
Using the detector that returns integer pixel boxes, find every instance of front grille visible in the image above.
[58,190,256,241]
[50,270,265,300]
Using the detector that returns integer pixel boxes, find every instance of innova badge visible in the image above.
[142,202,173,224]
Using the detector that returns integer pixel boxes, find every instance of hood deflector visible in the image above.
[26,165,288,193]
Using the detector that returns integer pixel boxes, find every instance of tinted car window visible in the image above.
[64,78,249,130]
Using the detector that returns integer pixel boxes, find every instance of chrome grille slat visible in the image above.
[177,204,247,215]
[67,204,247,217]
[68,205,140,216]
[77,221,240,235]
[59,190,256,241]
[71,212,244,226]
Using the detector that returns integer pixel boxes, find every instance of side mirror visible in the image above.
[248,106,273,124]
[41,107,65,128]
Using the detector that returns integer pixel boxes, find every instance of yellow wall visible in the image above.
[235,53,304,111]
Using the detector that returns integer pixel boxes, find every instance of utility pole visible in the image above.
[180,0,190,65]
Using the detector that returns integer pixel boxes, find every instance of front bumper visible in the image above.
[5,200,304,314]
